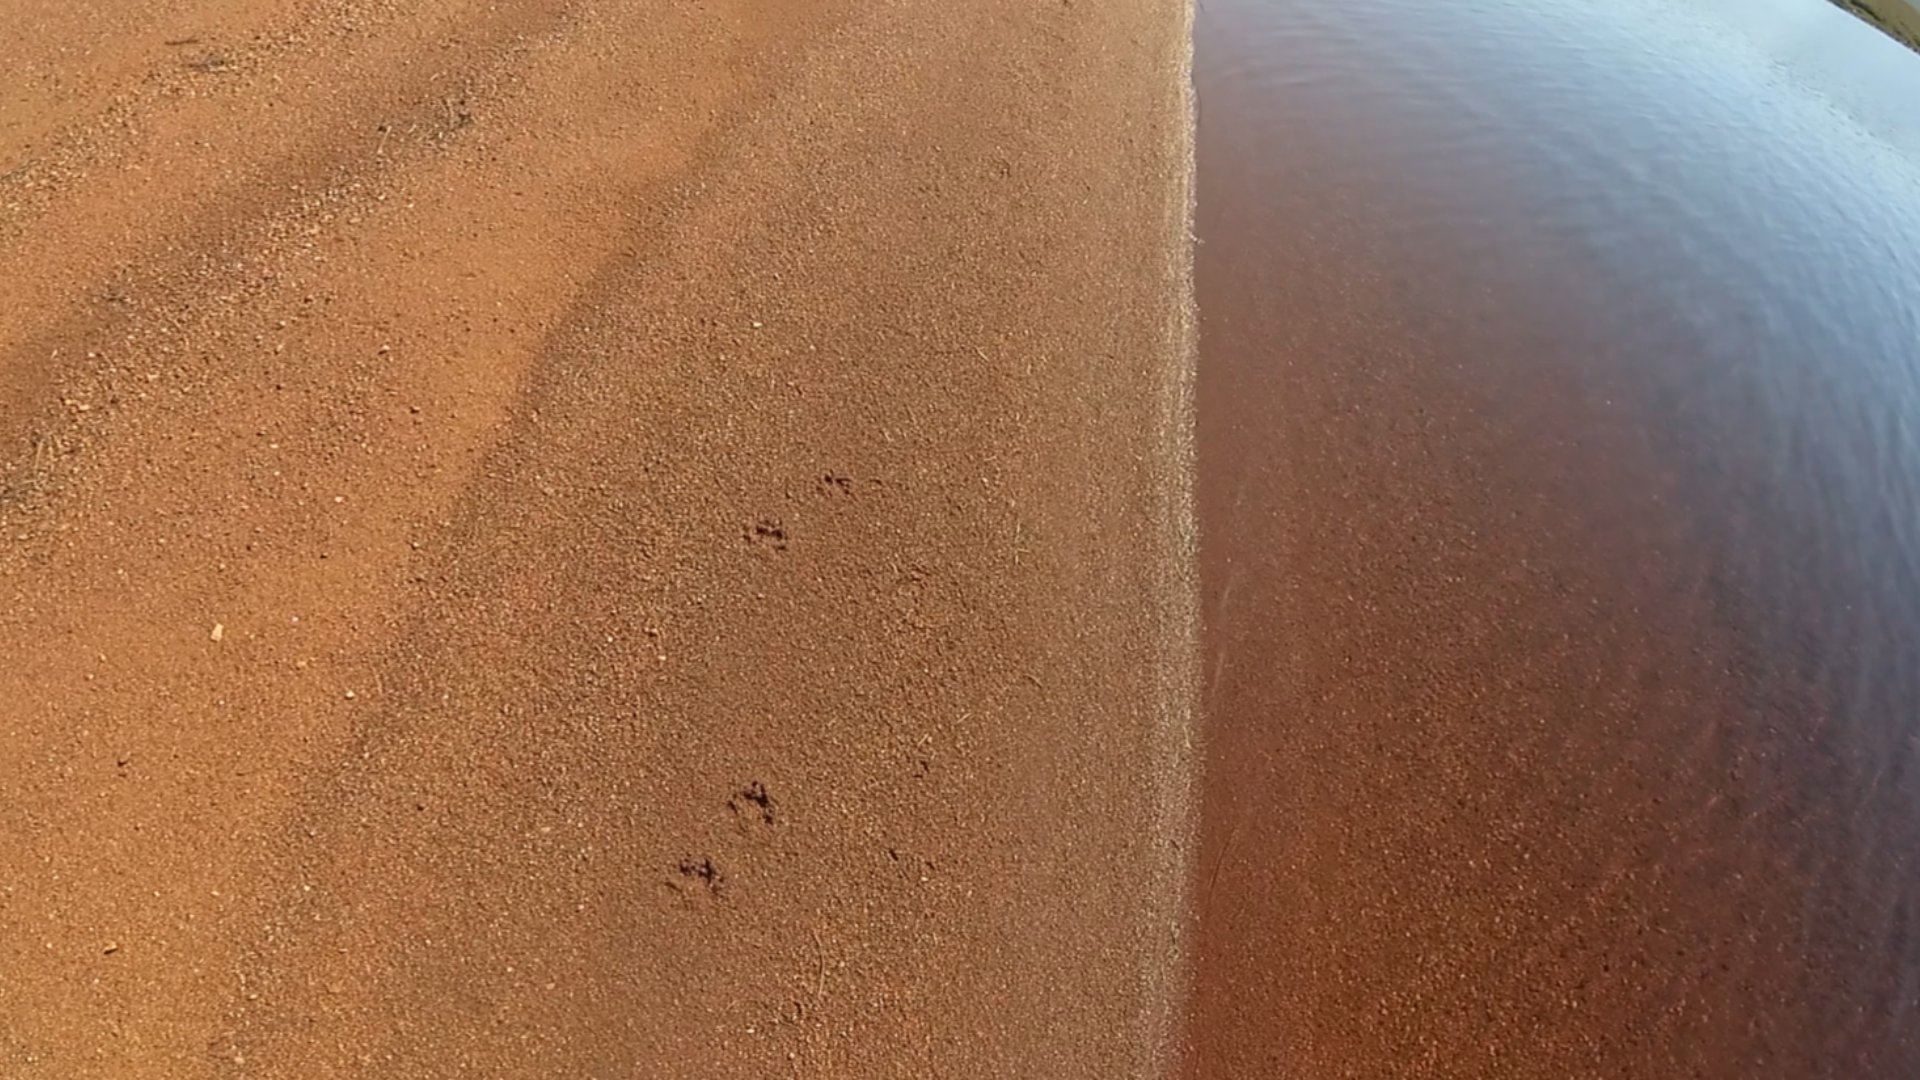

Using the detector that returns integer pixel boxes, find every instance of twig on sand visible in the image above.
[792,927,830,1078]
[1202,804,1252,919]
[814,927,828,1001]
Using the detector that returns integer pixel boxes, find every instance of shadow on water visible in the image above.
[1187,0,1920,1074]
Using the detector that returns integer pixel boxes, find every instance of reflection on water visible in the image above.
[1189,0,1920,1074]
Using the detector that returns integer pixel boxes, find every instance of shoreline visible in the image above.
[1143,0,1204,1068]
[1838,0,1920,48]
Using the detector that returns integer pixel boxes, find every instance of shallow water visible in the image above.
[1188,0,1920,1074]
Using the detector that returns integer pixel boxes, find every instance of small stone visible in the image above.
[344,690,357,700]
[210,623,224,642]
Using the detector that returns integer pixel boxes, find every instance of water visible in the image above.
[1187,0,1920,1074]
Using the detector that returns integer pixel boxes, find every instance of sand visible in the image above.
[0,1,1196,1075]
[1840,0,1920,49]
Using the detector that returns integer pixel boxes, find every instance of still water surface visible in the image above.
[1189,0,1920,1074]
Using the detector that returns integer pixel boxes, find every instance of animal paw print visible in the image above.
[672,856,725,896]
[728,780,777,826]
[746,518,788,550]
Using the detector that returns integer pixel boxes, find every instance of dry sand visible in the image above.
[0,1,1196,1075]
[1840,0,1920,49]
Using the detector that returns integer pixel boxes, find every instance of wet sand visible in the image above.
[1184,0,1920,1075]
[0,1,1196,1075]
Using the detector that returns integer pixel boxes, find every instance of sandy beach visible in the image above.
[0,1,1196,1075]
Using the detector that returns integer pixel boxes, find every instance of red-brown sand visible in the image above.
[0,1,1197,1074]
